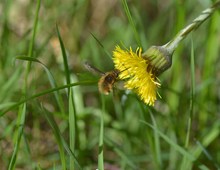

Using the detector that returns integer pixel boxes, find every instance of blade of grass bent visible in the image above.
[16,56,65,113]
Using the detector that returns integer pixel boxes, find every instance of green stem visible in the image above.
[163,1,220,54]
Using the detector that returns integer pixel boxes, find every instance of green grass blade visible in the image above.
[180,39,196,170]
[56,24,71,87]
[189,39,195,145]
[42,106,82,170]
[195,140,220,169]
[69,88,76,170]
[23,0,41,96]
[141,120,196,161]
[16,56,65,114]
[104,137,137,169]
[0,102,16,110]
[149,111,162,169]
[42,107,66,170]
[121,0,142,47]
[198,165,210,170]
[26,0,41,72]
[62,136,82,170]
[8,103,26,170]
[90,32,112,59]
[36,164,43,170]
[0,80,96,117]
[192,122,220,160]
[98,95,105,170]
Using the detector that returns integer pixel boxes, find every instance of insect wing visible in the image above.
[84,62,105,76]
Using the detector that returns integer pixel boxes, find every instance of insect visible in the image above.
[84,62,120,95]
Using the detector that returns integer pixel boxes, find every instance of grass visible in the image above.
[0,0,220,169]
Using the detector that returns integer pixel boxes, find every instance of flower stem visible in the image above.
[163,1,220,54]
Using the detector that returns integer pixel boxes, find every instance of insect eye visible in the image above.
[105,75,113,82]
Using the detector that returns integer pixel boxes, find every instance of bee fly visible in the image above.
[84,62,120,95]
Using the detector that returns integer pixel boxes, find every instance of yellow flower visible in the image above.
[113,46,160,106]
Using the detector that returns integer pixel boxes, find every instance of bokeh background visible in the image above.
[0,0,220,169]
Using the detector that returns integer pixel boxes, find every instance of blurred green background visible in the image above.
[0,0,220,169]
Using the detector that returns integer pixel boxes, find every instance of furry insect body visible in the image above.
[98,70,119,95]
[84,62,119,94]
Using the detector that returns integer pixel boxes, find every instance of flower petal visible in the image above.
[113,46,160,106]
